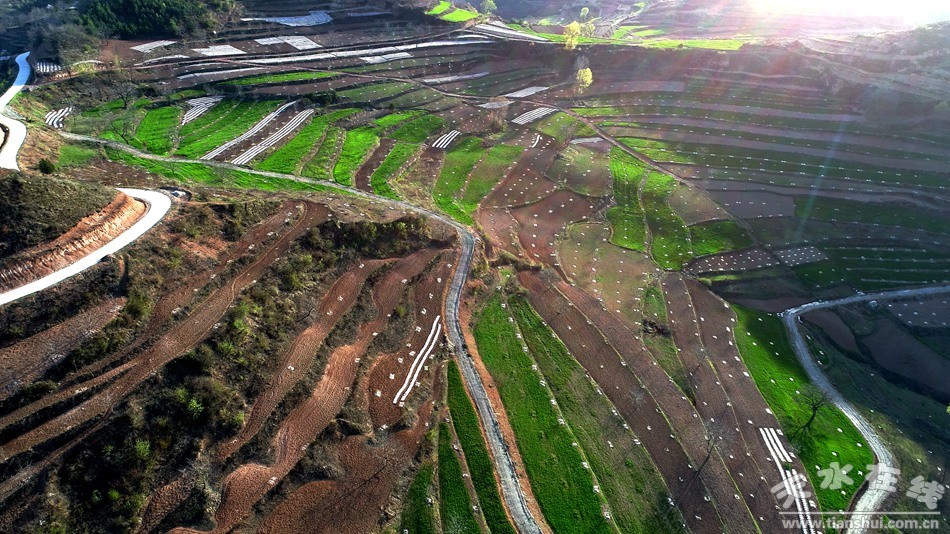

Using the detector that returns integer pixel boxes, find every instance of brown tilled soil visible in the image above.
[0,297,124,401]
[135,467,198,534]
[176,248,447,533]
[510,190,608,269]
[215,260,388,462]
[0,192,146,292]
[0,201,327,464]
[354,139,396,193]
[475,207,523,260]
[519,270,757,534]
[483,148,559,209]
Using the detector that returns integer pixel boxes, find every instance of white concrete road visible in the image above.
[782,284,950,534]
[0,189,172,307]
[0,52,31,171]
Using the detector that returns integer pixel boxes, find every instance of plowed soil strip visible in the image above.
[0,202,328,461]
[662,274,791,526]
[518,271,756,533]
[190,248,444,534]
[0,298,124,400]
[354,138,396,193]
[216,260,387,461]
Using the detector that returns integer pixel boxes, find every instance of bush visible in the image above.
[37,158,56,174]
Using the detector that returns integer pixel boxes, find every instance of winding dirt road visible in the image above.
[0,52,30,171]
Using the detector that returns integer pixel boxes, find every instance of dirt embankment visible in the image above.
[0,192,146,293]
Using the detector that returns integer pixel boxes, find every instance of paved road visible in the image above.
[0,188,172,307]
[0,52,31,171]
[781,284,950,534]
[61,131,544,534]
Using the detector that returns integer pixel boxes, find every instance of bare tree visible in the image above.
[794,384,829,437]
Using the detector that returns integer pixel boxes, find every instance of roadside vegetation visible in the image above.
[438,423,482,534]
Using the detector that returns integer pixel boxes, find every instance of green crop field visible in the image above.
[302,126,345,181]
[134,106,182,155]
[400,463,436,534]
[438,423,481,534]
[607,148,648,251]
[535,112,581,143]
[425,0,451,15]
[459,144,523,215]
[732,306,874,511]
[391,114,446,143]
[338,81,415,103]
[333,126,380,185]
[221,71,335,86]
[447,362,516,534]
[509,295,686,533]
[641,171,692,269]
[256,109,360,174]
[689,219,753,257]
[796,197,948,235]
[176,100,283,158]
[370,142,417,199]
[433,137,484,225]
[473,293,612,534]
[440,7,480,22]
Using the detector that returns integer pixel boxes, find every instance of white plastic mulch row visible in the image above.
[241,10,332,27]
[570,137,603,144]
[201,100,298,161]
[759,428,817,534]
[249,39,493,65]
[130,40,176,53]
[44,107,72,129]
[34,61,62,74]
[504,86,548,98]
[231,108,314,165]
[138,54,190,65]
[0,189,172,307]
[511,107,556,125]
[472,22,549,43]
[393,316,442,405]
[423,71,488,85]
[192,44,246,57]
[479,100,511,109]
[255,36,322,50]
[182,96,223,125]
[360,52,413,64]
[177,67,263,81]
[432,130,461,149]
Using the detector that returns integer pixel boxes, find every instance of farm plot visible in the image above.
[255,108,360,174]
[437,423,482,534]
[391,114,446,143]
[458,143,524,214]
[546,144,613,198]
[641,170,693,270]
[606,148,647,252]
[482,145,559,209]
[369,141,418,199]
[432,137,484,224]
[399,463,436,534]
[334,126,381,185]
[302,126,346,181]
[446,361,517,534]
[472,292,612,534]
[175,100,284,158]
[511,190,606,268]
[689,219,753,257]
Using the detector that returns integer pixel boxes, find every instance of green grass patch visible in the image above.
[641,39,746,50]
[473,293,611,534]
[400,463,436,534]
[374,110,424,129]
[732,306,874,512]
[176,100,283,158]
[447,362,517,534]
[370,142,417,199]
[133,106,182,155]
[425,0,451,15]
[220,71,335,86]
[337,81,415,104]
[256,108,360,174]
[440,7,480,22]
[438,423,481,534]
[57,143,99,167]
[535,112,580,144]
[391,114,446,143]
[433,137,484,225]
[689,219,753,257]
[333,126,380,185]
[508,295,686,533]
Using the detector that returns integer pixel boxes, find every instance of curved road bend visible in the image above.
[0,188,172,307]
[60,132,544,534]
[782,284,950,534]
[0,52,31,171]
